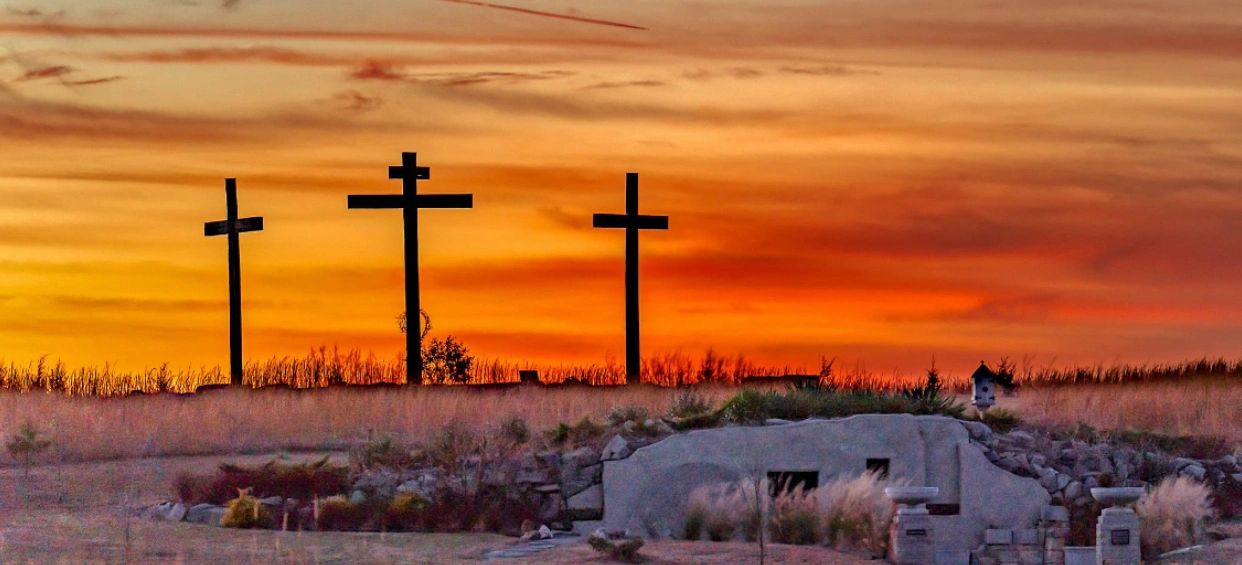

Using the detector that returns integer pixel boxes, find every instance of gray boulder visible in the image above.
[561,447,603,497]
[186,503,227,526]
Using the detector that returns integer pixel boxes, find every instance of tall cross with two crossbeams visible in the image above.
[592,172,669,384]
[204,178,264,386]
[348,152,473,385]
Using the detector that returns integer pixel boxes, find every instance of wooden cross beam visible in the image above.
[592,172,668,384]
[204,178,264,386]
[347,152,473,386]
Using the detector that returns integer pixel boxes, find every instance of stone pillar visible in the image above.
[1096,507,1140,565]
[1040,505,1070,565]
[884,487,939,565]
[1090,487,1143,565]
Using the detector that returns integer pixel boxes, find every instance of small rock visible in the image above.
[1171,457,1197,471]
[1179,464,1207,481]
[1063,481,1082,501]
[1030,454,1046,467]
[1056,473,1071,490]
[601,435,635,461]
[1041,505,1069,522]
[538,524,553,539]
[186,503,226,525]
[1222,454,1237,468]
[1230,473,1242,483]
[348,490,366,505]
[1039,468,1059,491]
[165,502,188,522]
[1007,431,1035,446]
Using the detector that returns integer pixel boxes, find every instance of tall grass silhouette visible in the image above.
[1,350,1240,397]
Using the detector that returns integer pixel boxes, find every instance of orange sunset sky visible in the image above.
[2,1,1241,376]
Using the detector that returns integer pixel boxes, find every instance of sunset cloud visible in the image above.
[1,1,1240,375]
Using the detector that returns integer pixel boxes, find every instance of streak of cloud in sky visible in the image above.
[1,1,1241,376]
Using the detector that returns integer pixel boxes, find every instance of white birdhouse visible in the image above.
[971,362,996,411]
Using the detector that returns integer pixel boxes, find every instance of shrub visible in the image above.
[769,488,821,545]
[1136,476,1214,557]
[684,479,767,543]
[221,488,272,529]
[978,408,1022,433]
[316,497,369,531]
[719,389,774,423]
[423,336,474,384]
[819,471,894,553]
[174,456,349,505]
[588,536,645,562]
[350,435,418,472]
[669,391,714,419]
[496,416,530,447]
[719,387,965,424]
[545,416,607,447]
[607,405,650,427]
[6,421,51,477]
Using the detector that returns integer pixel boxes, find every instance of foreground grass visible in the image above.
[0,452,868,564]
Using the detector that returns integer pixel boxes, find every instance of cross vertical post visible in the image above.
[204,178,264,386]
[592,172,669,384]
[399,153,422,387]
[348,152,474,385]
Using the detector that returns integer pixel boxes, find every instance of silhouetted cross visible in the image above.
[204,178,264,386]
[592,172,669,384]
[348,152,473,385]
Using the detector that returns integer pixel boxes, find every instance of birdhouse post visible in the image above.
[971,362,997,413]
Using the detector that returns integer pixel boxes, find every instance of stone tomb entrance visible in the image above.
[599,414,1050,557]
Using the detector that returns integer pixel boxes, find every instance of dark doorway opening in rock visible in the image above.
[865,458,890,479]
[767,471,818,497]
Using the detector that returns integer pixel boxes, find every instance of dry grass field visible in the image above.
[0,375,1238,466]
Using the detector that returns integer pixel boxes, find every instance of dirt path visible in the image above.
[0,453,868,564]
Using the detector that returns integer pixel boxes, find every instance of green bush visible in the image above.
[588,536,645,562]
[607,405,650,427]
[496,417,530,447]
[221,488,272,529]
[719,386,964,424]
[350,435,418,472]
[978,408,1022,433]
[545,417,607,447]
[6,421,51,477]
[669,391,714,418]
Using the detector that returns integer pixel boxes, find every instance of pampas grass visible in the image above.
[1135,476,1214,557]
[683,471,895,553]
[818,470,896,554]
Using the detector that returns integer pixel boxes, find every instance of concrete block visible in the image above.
[985,528,1014,545]
[1014,528,1040,545]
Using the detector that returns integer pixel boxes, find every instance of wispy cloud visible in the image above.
[331,89,382,113]
[582,79,664,90]
[439,0,646,31]
[347,60,575,87]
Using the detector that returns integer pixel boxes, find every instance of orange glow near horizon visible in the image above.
[3,1,1242,377]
